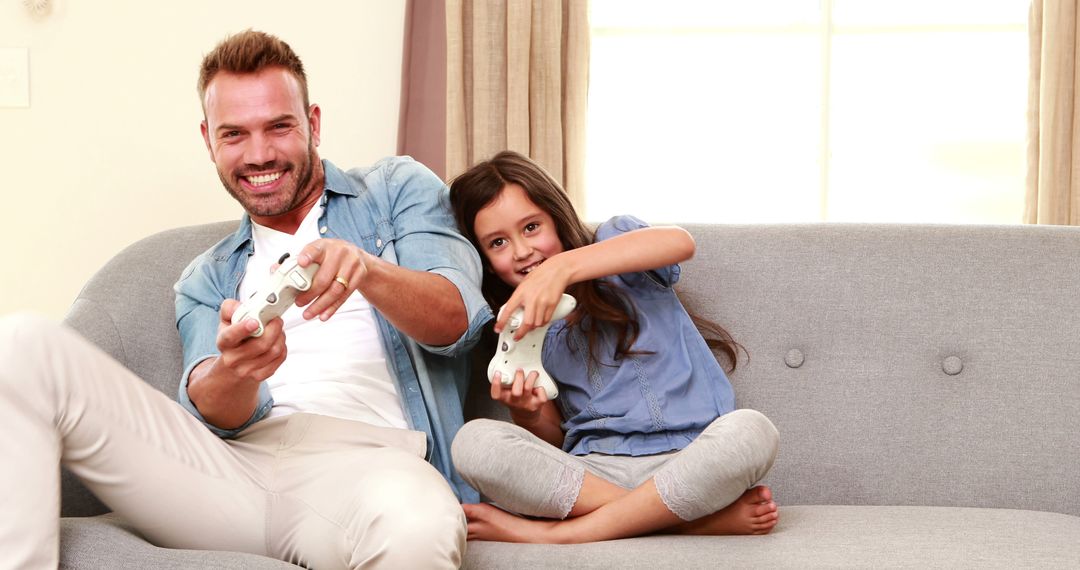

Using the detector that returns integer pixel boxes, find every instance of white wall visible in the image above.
[1,0,407,319]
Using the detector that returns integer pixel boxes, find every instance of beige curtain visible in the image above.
[398,0,449,179]
[1026,0,1080,225]
[446,0,589,209]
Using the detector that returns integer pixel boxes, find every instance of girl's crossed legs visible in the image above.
[451,409,780,543]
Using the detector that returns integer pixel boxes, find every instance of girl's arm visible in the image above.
[510,401,565,448]
[497,226,695,335]
[557,225,695,284]
[492,370,566,448]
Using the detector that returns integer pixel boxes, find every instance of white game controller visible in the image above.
[487,294,577,400]
[232,253,320,338]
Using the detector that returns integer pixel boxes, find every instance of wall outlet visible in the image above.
[0,48,30,108]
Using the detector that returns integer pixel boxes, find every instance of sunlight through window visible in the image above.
[586,0,1029,224]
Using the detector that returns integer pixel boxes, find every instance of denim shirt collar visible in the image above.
[323,159,360,198]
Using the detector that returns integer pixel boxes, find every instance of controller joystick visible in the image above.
[232,253,320,338]
[487,294,577,400]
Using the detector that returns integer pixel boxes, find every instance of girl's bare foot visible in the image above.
[673,485,779,536]
[462,485,779,543]
[462,503,562,543]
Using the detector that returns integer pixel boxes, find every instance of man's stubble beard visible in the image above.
[218,138,319,218]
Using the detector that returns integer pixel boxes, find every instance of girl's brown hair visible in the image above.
[448,150,741,371]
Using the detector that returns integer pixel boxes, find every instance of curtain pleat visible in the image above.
[1026,0,1080,225]
[398,0,448,178]
[445,0,589,209]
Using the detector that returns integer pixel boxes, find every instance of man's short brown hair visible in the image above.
[197,29,309,110]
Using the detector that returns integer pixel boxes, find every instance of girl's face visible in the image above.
[472,183,564,288]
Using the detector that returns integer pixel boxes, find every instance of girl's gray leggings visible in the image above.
[451,408,779,521]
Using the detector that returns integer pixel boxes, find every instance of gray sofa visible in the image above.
[58,221,1080,568]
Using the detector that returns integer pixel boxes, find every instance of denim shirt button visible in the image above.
[319,226,328,234]
[376,238,383,248]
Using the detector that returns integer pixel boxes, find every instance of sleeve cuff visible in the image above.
[177,356,274,439]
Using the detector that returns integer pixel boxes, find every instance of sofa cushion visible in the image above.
[463,505,1080,569]
[60,514,297,569]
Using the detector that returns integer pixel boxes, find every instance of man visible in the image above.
[0,30,489,569]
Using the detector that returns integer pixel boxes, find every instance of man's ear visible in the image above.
[308,104,322,147]
[200,120,214,161]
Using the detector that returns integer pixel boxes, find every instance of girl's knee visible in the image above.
[727,409,779,443]
[711,409,780,467]
[451,418,517,476]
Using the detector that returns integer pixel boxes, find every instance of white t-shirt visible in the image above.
[238,203,408,429]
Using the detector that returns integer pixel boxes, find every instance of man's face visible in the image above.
[201,67,322,225]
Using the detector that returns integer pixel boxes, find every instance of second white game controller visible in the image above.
[232,253,320,338]
[487,293,577,400]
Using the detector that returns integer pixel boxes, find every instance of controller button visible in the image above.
[501,341,509,352]
[267,293,278,304]
[290,273,308,288]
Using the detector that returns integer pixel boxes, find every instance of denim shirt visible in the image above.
[543,215,736,457]
[173,157,492,502]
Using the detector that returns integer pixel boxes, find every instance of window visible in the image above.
[585,0,1030,224]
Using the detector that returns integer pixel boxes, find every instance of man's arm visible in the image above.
[186,299,287,429]
[291,159,486,348]
[351,252,468,346]
[287,239,467,347]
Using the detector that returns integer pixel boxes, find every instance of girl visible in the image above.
[448,151,779,543]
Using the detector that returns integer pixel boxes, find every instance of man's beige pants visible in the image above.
[0,314,466,569]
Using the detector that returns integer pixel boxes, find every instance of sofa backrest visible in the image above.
[63,221,1080,518]
[62,221,239,516]
[675,223,1080,518]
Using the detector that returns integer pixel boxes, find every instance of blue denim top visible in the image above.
[173,157,492,502]
[544,215,736,457]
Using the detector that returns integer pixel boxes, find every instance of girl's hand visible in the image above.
[496,254,573,340]
[490,369,550,424]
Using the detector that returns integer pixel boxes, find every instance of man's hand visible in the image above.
[214,299,288,384]
[289,237,468,346]
[187,299,287,429]
[292,238,370,322]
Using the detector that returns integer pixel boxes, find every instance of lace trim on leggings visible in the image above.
[653,467,703,522]
[537,461,585,519]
